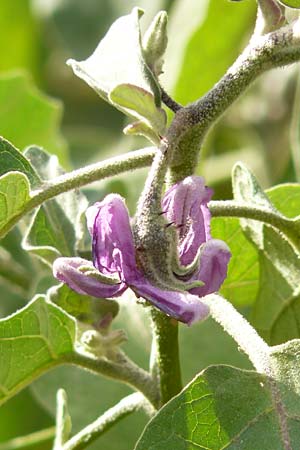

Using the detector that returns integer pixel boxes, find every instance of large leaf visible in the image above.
[163,0,255,103]
[232,164,300,344]
[0,295,75,407]
[22,146,89,265]
[67,8,166,137]
[0,73,68,166]
[135,362,300,450]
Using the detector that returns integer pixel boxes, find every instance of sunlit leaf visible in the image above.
[0,295,75,407]
[0,172,31,232]
[135,363,300,450]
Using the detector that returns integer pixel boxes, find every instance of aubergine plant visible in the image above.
[2,0,300,449]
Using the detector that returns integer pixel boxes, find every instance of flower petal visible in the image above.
[162,176,213,266]
[86,194,137,281]
[53,257,127,298]
[190,239,231,297]
[131,278,209,325]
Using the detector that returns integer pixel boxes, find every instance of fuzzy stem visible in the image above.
[0,147,156,239]
[209,200,300,249]
[62,393,145,450]
[150,308,182,406]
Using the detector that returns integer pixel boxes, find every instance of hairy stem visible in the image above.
[62,393,145,450]
[209,200,300,249]
[150,308,182,406]
[66,350,159,409]
[167,21,300,183]
[0,147,156,239]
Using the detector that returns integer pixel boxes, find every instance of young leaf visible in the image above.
[67,8,166,137]
[47,283,119,325]
[0,172,31,231]
[135,364,300,450]
[277,0,300,8]
[0,295,75,407]
[22,146,89,265]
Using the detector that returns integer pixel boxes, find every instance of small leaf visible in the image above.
[110,84,166,135]
[135,364,300,450]
[0,172,31,230]
[67,8,165,136]
[47,283,119,325]
[0,295,75,407]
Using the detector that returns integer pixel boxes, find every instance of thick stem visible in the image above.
[62,393,145,450]
[0,147,156,239]
[66,350,159,409]
[150,308,182,406]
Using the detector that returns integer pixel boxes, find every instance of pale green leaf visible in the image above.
[67,8,165,135]
[0,295,75,407]
[0,73,68,166]
[0,172,31,230]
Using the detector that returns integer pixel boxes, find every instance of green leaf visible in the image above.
[211,217,259,307]
[22,146,89,265]
[135,364,300,450]
[109,84,166,136]
[163,0,256,103]
[0,172,31,231]
[67,8,166,136]
[232,165,300,344]
[0,136,39,186]
[47,283,119,325]
[0,295,75,407]
[0,73,68,167]
[278,0,300,8]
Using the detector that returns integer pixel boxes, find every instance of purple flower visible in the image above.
[162,176,231,297]
[53,178,231,325]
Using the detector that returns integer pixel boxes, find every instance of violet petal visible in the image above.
[131,277,209,325]
[189,239,231,297]
[162,176,213,266]
[86,194,137,281]
[53,257,127,298]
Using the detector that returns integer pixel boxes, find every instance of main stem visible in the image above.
[150,309,182,406]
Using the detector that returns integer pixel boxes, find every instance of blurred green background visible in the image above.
[0,0,299,449]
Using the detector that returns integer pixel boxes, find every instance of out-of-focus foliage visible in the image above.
[0,0,299,449]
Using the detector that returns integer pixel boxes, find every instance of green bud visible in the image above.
[143,11,168,76]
